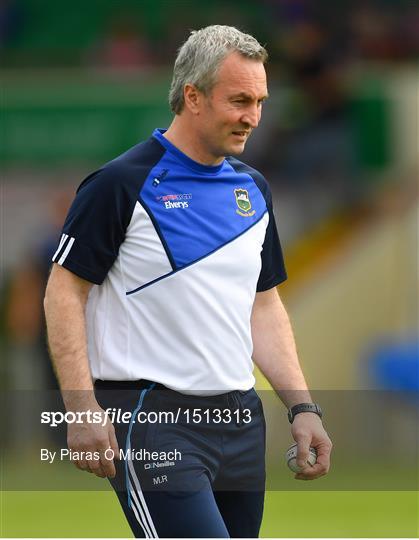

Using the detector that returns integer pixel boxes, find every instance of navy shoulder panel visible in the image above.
[78,136,164,193]
[53,137,165,284]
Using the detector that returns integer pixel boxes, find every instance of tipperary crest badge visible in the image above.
[234,188,255,217]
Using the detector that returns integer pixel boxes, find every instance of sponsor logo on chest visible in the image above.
[156,193,192,210]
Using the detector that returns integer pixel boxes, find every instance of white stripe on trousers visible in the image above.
[129,480,152,538]
[128,455,159,538]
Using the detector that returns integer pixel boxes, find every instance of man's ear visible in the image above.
[183,84,202,115]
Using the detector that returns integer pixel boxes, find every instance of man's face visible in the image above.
[195,52,268,162]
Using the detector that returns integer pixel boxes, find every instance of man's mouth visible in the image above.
[232,131,250,137]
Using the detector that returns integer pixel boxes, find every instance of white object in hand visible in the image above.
[286,443,317,473]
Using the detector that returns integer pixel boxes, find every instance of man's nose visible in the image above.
[242,105,260,129]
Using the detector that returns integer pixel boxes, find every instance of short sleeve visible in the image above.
[51,166,133,284]
[256,197,287,292]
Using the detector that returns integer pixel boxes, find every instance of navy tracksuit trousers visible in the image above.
[95,380,266,538]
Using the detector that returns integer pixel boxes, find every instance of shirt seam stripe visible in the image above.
[138,194,177,271]
[125,210,268,296]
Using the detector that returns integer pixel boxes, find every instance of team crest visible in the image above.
[234,188,255,217]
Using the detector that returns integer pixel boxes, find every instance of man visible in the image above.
[44,25,332,538]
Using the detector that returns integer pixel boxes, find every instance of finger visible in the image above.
[71,459,82,471]
[311,439,332,471]
[75,459,92,473]
[100,452,116,478]
[314,451,330,474]
[295,435,311,469]
[295,470,326,480]
[88,458,107,478]
[295,461,327,480]
[100,440,119,478]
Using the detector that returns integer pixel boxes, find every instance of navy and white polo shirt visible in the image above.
[52,128,287,394]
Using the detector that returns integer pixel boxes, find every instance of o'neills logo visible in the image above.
[234,188,255,217]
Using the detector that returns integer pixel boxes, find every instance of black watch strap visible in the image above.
[288,402,322,423]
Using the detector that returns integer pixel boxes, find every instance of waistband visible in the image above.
[94,379,253,406]
[95,379,165,391]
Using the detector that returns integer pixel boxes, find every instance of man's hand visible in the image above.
[250,287,332,480]
[291,412,332,480]
[67,402,120,478]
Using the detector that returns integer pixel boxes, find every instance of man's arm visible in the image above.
[251,286,332,480]
[44,263,119,478]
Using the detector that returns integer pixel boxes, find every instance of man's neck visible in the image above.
[163,117,224,167]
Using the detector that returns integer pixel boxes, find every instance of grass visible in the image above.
[1,448,418,537]
[1,490,418,538]
[261,491,418,538]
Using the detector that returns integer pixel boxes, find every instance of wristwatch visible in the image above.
[287,402,323,423]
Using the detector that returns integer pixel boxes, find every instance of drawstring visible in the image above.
[227,391,243,426]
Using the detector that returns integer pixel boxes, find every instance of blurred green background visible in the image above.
[1,0,418,537]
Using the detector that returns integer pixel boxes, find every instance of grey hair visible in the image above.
[169,25,268,114]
